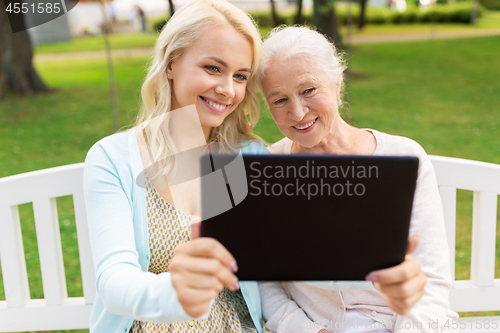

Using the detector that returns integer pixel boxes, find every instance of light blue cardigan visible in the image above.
[83,129,267,333]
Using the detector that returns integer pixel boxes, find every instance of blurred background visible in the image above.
[0,0,499,332]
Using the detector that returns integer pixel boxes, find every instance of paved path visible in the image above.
[34,28,500,62]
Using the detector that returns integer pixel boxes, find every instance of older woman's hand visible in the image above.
[365,235,427,315]
[170,238,239,317]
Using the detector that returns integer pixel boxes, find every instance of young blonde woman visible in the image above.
[83,1,266,332]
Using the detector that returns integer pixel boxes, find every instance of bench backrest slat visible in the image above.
[0,206,30,308]
[438,186,457,282]
[73,192,97,304]
[430,155,500,193]
[0,163,88,332]
[32,198,68,305]
[471,191,498,287]
[0,164,84,207]
[430,155,500,312]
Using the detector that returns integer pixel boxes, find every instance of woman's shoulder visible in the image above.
[370,129,428,159]
[268,137,293,154]
[240,140,270,155]
[85,129,135,165]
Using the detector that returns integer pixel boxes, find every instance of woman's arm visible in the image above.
[391,156,458,332]
[170,237,240,317]
[84,142,238,323]
[258,238,426,333]
[84,142,191,323]
[258,281,324,333]
[366,235,427,314]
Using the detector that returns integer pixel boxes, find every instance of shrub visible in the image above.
[367,8,391,23]
[447,3,478,22]
[248,10,275,27]
[390,10,409,23]
[152,17,169,33]
[405,8,420,22]
[369,2,481,24]
[336,10,348,25]
[302,11,314,24]
[452,0,498,10]
[479,0,500,10]
[247,2,482,28]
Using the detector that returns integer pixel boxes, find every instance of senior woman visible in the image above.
[257,26,458,333]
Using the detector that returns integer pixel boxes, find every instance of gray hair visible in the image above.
[258,25,347,106]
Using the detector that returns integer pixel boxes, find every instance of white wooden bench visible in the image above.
[0,163,94,332]
[0,156,499,332]
[431,156,500,333]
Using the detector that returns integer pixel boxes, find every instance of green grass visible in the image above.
[34,33,158,55]
[345,36,500,164]
[0,57,147,178]
[475,10,500,28]
[1,35,499,331]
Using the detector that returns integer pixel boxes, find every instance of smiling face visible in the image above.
[261,54,342,149]
[167,24,253,140]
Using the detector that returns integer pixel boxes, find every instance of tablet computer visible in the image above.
[200,154,418,281]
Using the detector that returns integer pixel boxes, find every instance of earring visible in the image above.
[167,73,171,78]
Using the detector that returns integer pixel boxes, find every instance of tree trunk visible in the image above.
[471,0,479,25]
[313,0,342,46]
[295,0,304,25]
[270,0,280,27]
[0,1,50,99]
[358,0,367,30]
[168,0,175,17]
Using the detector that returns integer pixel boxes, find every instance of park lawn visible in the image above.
[34,33,159,54]
[0,36,499,332]
[475,10,500,29]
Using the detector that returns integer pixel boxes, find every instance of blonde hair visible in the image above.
[135,0,263,175]
[258,26,347,107]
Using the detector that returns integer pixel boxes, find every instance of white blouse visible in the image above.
[259,129,459,333]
